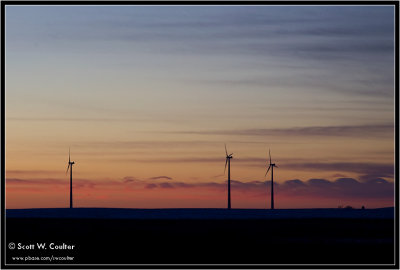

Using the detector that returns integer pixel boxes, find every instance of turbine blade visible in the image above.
[230,153,233,156]
[69,148,71,163]
[225,144,228,156]
[269,149,272,164]
[275,165,278,168]
[224,158,228,174]
[265,165,271,176]
[66,164,70,175]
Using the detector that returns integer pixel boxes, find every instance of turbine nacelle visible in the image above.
[66,148,76,174]
[224,144,233,174]
[265,150,278,177]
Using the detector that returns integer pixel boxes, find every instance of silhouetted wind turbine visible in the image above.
[66,148,75,209]
[265,149,277,210]
[224,144,233,210]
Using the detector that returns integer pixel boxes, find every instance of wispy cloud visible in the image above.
[133,177,394,200]
[6,117,134,122]
[190,177,392,199]
[145,183,157,189]
[6,178,97,189]
[283,162,394,178]
[6,159,394,180]
[6,178,65,185]
[159,182,174,189]
[6,170,60,175]
[122,176,142,183]
[7,6,394,106]
[116,159,394,179]
[122,176,174,183]
[148,176,173,181]
[77,140,218,150]
[7,175,394,200]
[170,124,394,138]
[6,177,125,188]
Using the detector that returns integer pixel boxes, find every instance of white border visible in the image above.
[3,3,397,267]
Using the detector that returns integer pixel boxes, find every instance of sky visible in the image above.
[5,5,395,209]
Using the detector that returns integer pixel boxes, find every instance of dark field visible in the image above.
[4,208,396,267]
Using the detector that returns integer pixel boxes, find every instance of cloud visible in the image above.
[123,176,174,183]
[78,140,218,150]
[335,177,360,185]
[171,124,394,138]
[145,183,157,189]
[331,173,347,178]
[173,182,193,188]
[159,182,174,189]
[282,177,393,199]
[307,179,332,189]
[8,6,394,102]
[284,162,394,178]
[133,177,394,200]
[112,158,394,182]
[230,180,266,192]
[6,170,60,175]
[6,178,31,184]
[5,177,97,189]
[6,174,394,201]
[122,176,142,183]
[6,178,65,185]
[115,159,394,181]
[130,157,223,164]
[148,176,173,181]
[97,6,393,58]
[358,174,384,182]
[281,179,306,188]
[72,179,97,189]
[6,117,132,122]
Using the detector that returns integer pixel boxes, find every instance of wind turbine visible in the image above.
[66,148,75,209]
[224,144,233,210]
[265,149,277,210]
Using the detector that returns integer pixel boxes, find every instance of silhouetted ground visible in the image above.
[5,207,395,219]
[5,208,395,266]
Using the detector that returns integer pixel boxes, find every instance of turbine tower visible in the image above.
[66,148,75,209]
[265,149,278,210]
[224,144,233,210]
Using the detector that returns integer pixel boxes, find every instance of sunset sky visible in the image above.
[5,5,395,209]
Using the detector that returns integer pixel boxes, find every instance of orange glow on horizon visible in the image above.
[6,174,394,209]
